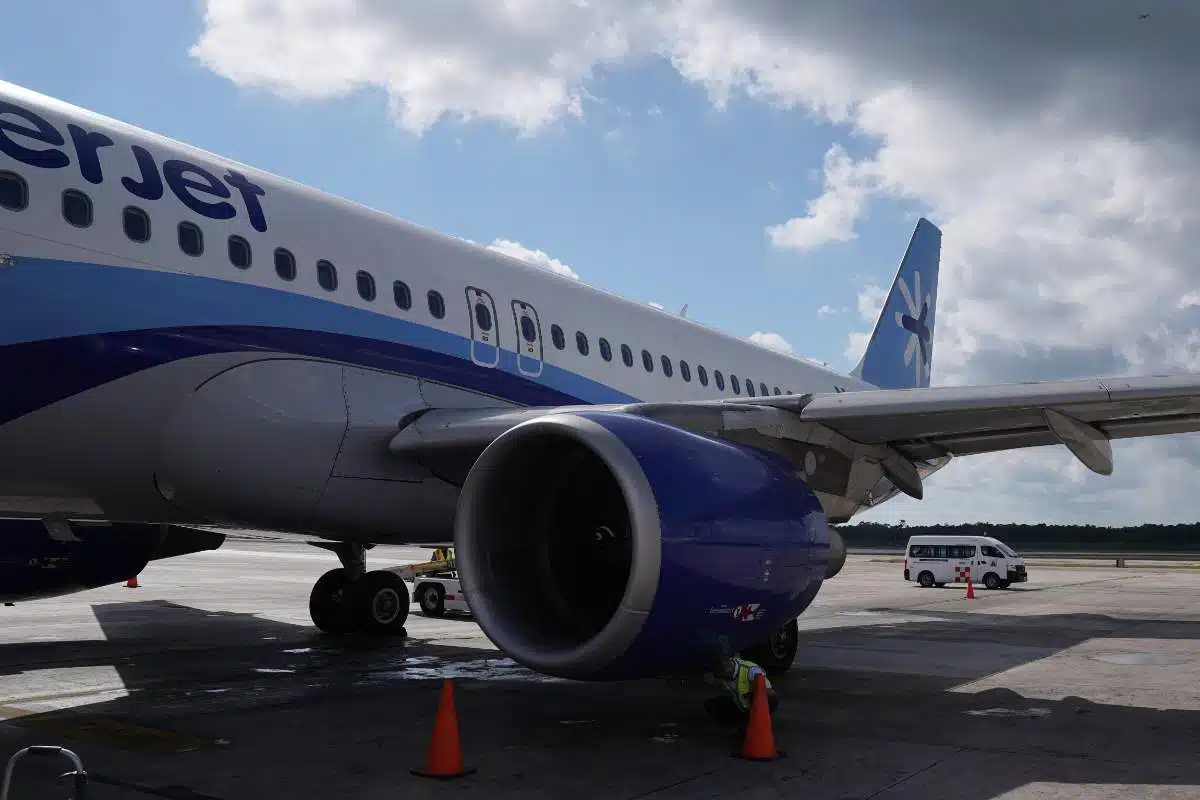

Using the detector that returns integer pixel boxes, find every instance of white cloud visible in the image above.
[748,331,793,354]
[766,144,873,251]
[486,239,579,279]
[817,304,839,316]
[190,1,1200,524]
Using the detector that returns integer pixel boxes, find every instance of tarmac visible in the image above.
[2,535,1198,799]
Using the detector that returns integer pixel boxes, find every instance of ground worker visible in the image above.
[704,655,778,728]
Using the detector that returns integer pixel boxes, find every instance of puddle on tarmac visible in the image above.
[368,656,567,684]
[965,707,1051,718]
[1089,652,1190,666]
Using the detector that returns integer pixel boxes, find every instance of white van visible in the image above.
[903,534,1028,590]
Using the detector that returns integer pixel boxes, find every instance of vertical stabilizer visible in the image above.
[851,218,942,390]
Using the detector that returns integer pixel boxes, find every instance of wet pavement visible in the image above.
[1,536,1199,798]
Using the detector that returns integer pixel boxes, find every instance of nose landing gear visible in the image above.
[307,541,410,635]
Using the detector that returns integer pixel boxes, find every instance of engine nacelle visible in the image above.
[0,519,224,603]
[454,411,832,680]
[826,528,847,579]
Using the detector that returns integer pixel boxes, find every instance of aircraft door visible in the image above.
[511,299,544,377]
[465,286,500,368]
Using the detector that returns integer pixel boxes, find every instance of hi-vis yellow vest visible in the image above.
[730,659,773,710]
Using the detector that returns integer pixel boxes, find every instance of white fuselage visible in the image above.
[0,80,913,541]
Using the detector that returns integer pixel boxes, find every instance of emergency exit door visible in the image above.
[511,299,544,377]
[465,286,500,368]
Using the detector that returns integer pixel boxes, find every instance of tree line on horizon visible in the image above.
[834,521,1200,551]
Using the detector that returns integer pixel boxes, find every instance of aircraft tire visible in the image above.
[348,570,410,634]
[309,568,353,634]
[742,618,799,676]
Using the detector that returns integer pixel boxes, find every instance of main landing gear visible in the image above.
[741,618,800,676]
[307,541,410,635]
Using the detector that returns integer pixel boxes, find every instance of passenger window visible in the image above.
[228,235,252,269]
[520,316,537,343]
[0,171,27,211]
[679,360,691,382]
[62,189,92,228]
[599,337,613,362]
[393,280,412,309]
[551,325,566,350]
[316,259,338,291]
[981,546,1002,558]
[641,349,654,372]
[731,375,741,394]
[576,331,589,356]
[356,270,376,301]
[475,302,493,331]
[697,365,708,386]
[274,247,296,281]
[746,380,756,397]
[123,206,151,243]
[661,355,673,378]
[621,344,634,367]
[427,290,446,319]
[714,370,725,391]
[178,221,203,256]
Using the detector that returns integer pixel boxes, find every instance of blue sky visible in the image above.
[0,0,916,375]
[5,1,1198,526]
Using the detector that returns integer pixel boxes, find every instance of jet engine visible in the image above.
[454,410,833,680]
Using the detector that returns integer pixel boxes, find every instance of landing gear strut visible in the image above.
[308,542,410,635]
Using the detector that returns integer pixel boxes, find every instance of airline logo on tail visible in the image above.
[894,269,933,385]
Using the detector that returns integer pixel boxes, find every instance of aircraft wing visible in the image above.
[766,373,1200,466]
[391,373,1200,499]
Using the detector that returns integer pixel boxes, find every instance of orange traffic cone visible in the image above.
[965,580,975,600]
[736,673,781,761]
[411,679,476,780]
[125,575,139,588]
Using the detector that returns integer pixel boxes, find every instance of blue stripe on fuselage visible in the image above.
[0,256,640,424]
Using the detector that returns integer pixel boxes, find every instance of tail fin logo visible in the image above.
[894,269,932,384]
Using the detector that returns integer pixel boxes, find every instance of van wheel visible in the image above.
[983,572,1001,590]
[917,571,935,588]
[418,583,446,617]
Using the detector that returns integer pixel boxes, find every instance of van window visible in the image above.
[908,544,948,559]
[948,545,976,558]
[981,546,1003,558]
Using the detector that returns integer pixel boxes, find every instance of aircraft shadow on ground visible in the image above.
[0,600,1195,797]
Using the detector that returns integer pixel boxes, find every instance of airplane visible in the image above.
[2,78,1200,680]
